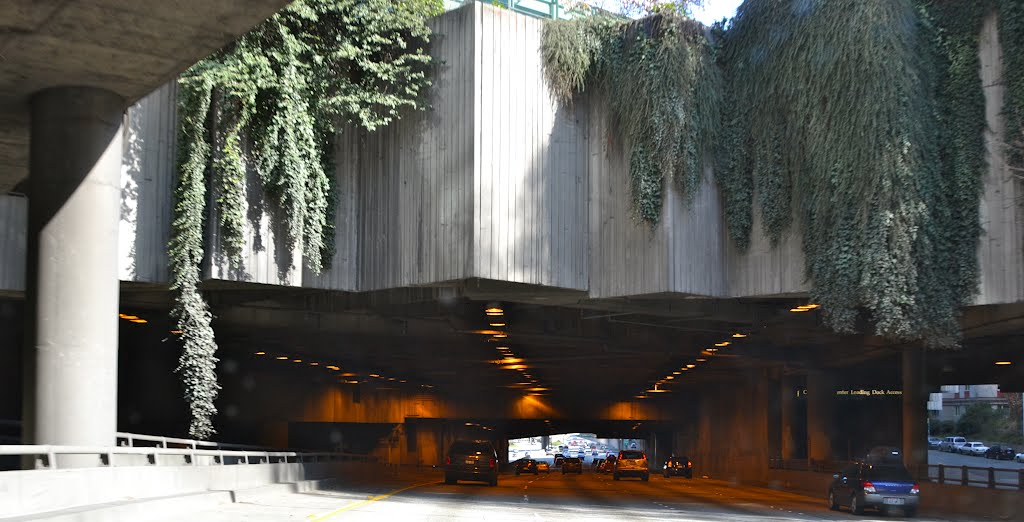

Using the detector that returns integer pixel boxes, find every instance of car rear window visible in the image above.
[620,451,645,459]
[448,441,493,455]
[866,465,913,482]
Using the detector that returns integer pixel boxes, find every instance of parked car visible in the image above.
[663,456,693,478]
[600,455,617,473]
[984,445,1015,460]
[827,462,919,517]
[1016,452,1024,463]
[562,457,583,474]
[536,461,550,473]
[927,437,942,449]
[444,439,498,486]
[514,458,539,476]
[577,449,585,459]
[613,450,649,481]
[960,442,988,456]
[939,436,966,452]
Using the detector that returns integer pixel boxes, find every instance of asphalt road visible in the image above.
[152,468,978,522]
[927,449,1024,469]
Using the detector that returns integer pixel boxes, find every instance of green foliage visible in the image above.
[1001,0,1024,173]
[717,0,991,347]
[541,13,722,224]
[170,0,438,438]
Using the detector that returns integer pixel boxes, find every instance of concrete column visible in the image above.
[902,347,928,476]
[780,375,798,460]
[24,87,125,467]
[806,370,835,466]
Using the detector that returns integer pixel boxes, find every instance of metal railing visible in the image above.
[927,464,1024,491]
[0,426,378,471]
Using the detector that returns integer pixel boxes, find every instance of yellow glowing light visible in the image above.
[665,376,675,380]
[696,358,707,362]
[527,387,549,392]
[342,380,359,384]
[732,333,747,338]
[686,364,696,368]
[798,304,820,310]
[503,364,528,370]
[292,359,302,363]
[276,356,289,360]
[130,319,148,324]
[672,371,682,375]
[369,373,381,378]
[255,351,266,356]
[341,372,357,377]
[326,365,341,371]
[492,333,508,339]
[388,377,397,381]
[706,348,719,353]
[309,362,319,366]
[473,329,505,335]
[995,361,1012,366]
[789,308,810,313]
[496,357,524,364]
[646,386,670,393]
[485,307,504,316]
[489,322,506,327]
[169,329,183,334]
[120,315,138,320]
[715,342,730,347]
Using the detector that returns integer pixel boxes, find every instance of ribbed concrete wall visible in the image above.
[0,195,26,293]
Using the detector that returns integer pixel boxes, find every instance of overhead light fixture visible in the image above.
[342,379,359,384]
[680,367,689,371]
[341,372,356,377]
[503,364,528,370]
[309,362,319,366]
[799,303,820,310]
[489,322,506,327]
[119,314,139,320]
[686,364,696,369]
[995,361,1012,366]
[672,371,682,375]
[646,384,670,393]
[369,373,381,378]
[292,359,302,363]
[634,395,647,399]
[255,351,266,356]
[789,308,810,313]
[732,333,747,338]
[492,333,508,339]
[276,356,289,360]
[527,387,549,392]
[496,357,524,364]
[696,358,707,362]
[715,342,730,347]
[665,375,675,380]
[485,306,504,316]
[706,348,719,353]
[130,319,148,324]
[169,329,183,334]
[326,365,341,371]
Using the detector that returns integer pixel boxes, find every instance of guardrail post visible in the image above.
[937,465,944,485]
[988,468,995,489]
[1019,470,1023,491]
[961,465,969,486]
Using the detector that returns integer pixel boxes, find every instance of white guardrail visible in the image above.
[0,429,377,470]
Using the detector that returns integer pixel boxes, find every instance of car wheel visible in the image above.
[850,494,863,515]
[642,473,649,482]
[613,473,620,481]
[827,490,839,511]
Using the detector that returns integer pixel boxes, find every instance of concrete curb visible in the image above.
[1,491,234,522]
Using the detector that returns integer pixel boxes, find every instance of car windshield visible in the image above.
[620,451,645,459]
[449,442,492,455]
[866,465,913,482]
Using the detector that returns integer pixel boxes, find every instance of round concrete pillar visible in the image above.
[902,347,928,477]
[25,87,125,466]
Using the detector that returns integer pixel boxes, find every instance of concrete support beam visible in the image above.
[806,370,835,464]
[780,375,799,460]
[23,87,125,467]
[902,347,928,476]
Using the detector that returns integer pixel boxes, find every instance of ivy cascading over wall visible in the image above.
[170,0,441,439]
[541,0,1024,348]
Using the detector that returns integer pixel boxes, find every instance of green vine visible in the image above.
[1001,0,1024,174]
[170,0,440,438]
[542,13,722,224]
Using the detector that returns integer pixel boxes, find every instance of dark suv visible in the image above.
[444,440,499,486]
[985,445,1015,460]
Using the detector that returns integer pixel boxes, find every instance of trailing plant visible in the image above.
[1000,0,1024,175]
[541,13,722,224]
[170,0,440,438]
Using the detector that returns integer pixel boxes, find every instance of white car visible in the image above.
[961,442,989,456]
[1016,452,1024,463]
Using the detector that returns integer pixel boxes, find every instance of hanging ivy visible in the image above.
[541,13,722,225]
[1001,0,1024,174]
[170,0,441,438]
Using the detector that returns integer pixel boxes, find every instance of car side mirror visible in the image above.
[833,474,839,479]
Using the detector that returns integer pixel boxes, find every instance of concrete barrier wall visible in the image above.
[0,460,375,518]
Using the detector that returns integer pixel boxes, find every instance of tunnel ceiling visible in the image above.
[113,280,1024,409]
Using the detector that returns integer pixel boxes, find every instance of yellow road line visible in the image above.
[308,480,439,521]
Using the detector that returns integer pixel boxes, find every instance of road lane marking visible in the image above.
[308,480,438,521]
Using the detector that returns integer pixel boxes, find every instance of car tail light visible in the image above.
[489,458,496,469]
[687,460,692,467]
[861,481,876,493]
[910,483,920,495]
[445,456,450,465]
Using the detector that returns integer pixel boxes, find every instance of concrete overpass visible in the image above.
[0,2,1022,519]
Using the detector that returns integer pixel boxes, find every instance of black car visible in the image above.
[514,458,539,475]
[553,453,566,466]
[827,462,920,517]
[444,440,498,486]
[985,445,1016,460]
[663,456,693,478]
[561,457,583,474]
